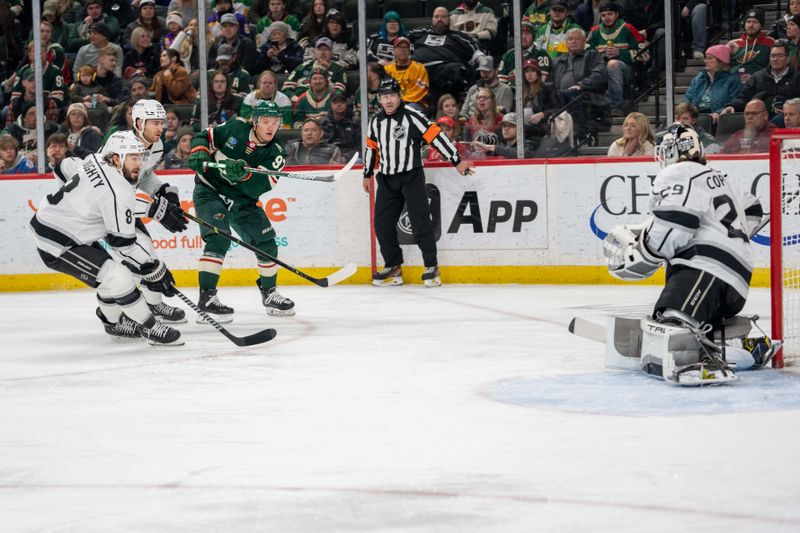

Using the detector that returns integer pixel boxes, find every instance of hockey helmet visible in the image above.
[103,130,146,171]
[654,122,703,168]
[132,99,167,135]
[377,77,401,96]
[250,99,282,123]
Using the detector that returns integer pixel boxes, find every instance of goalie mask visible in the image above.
[654,123,702,168]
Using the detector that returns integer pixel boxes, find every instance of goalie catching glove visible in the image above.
[148,183,187,233]
[141,260,177,297]
[603,221,662,280]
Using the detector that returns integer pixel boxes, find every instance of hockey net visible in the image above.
[769,131,800,367]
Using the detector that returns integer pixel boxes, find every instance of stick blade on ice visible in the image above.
[322,262,358,287]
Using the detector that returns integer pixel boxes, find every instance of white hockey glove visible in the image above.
[604,223,662,281]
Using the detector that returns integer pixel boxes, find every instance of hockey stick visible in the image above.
[183,210,357,288]
[204,153,359,183]
[172,287,277,346]
[568,317,607,343]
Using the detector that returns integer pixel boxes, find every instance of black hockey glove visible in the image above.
[154,183,181,207]
[141,261,177,297]
[148,195,188,233]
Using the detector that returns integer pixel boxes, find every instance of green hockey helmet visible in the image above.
[251,100,282,122]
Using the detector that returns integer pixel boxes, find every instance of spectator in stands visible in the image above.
[165,109,182,143]
[550,27,609,143]
[9,48,66,119]
[83,46,129,110]
[123,0,166,53]
[663,102,721,153]
[587,1,644,117]
[463,86,502,144]
[354,62,385,122]
[69,65,100,103]
[727,8,775,82]
[285,117,343,164]
[679,0,708,59]
[536,0,582,59]
[408,7,485,98]
[293,68,333,127]
[3,102,58,158]
[607,111,654,156]
[57,102,103,158]
[151,48,196,105]
[449,0,498,51]
[255,0,301,41]
[425,116,469,161]
[254,20,304,75]
[384,37,429,112]
[123,27,159,80]
[242,71,293,126]
[786,16,800,70]
[575,0,602,32]
[76,0,120,46]
[722,98,775,153]
[367,11,407,65]
[162,125,194,169]
[191,69,243,129]
[720,41,800,125]
[525,0,554,35]
[322,91,360,161]
[44,132,71,172]
[73,22,123,78]
[213,44,253,98]
[41,0,80,52]
[520,59,559,144]
[460,56,513,122]
[103,100,135,140]
[210,13,259,75]
[163,12,184,50]
[683,44,741,121]
[436,93,463,140]
[784,97,800,128]
[314,9,357,70]
[498,21,551,86]
[207,0,250,39]
[0,134,34,174]
[170,18,202,74]
[297,0,329,49]
[283,37,347,102]
[623,0,665,81]
[472,112,538,159]
[129,79,148,101]
[769,0,800,40]
[167,0,208,27]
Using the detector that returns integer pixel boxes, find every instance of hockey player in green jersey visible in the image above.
[186,100,294,319]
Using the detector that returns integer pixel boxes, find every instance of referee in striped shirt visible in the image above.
[363,77,474,287]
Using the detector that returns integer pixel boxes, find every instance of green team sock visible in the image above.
[258,275,276,292]
[199,271,220,291]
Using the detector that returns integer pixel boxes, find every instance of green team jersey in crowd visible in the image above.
[524,0,553,35]
[282,60,347,101]
[207,66,253,98]
[190,117,287,202]
[498,45,551,85]
[10,64,66,109]
[587,19,642,65]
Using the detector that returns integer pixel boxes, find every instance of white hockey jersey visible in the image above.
[643,161,763,298]
[29,155,156,270]
[99,134,164,216]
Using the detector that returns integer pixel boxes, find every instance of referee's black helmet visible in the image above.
[377,77,401,96]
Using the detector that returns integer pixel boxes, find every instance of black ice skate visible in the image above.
[372,265,403,286]
[197,289,234,324]
[421,266,441,288]
[96,308,141,341]
[138,316,184,346]
[257,279,296,316]
[149,302,187,324]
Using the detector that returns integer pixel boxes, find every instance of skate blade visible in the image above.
[107,335,144,343]
[756,340,782,368]
[156,316,188,324]
[372,278,403,287]
[196,313,234,324]
[423,277,442,288]
[667,369,738,386]
[146,338,186,347]
[266,308,296,317]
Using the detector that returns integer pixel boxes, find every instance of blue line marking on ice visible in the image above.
[488,371,800,416]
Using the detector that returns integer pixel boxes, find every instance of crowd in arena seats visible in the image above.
[4,0,800,173]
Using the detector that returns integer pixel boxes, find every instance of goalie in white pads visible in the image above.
[603,123,778,385]
[29,131,183,346]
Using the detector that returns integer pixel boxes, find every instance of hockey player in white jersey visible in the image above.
[29,131,183,346]
[97,99,189,325]
[603,123,777,384]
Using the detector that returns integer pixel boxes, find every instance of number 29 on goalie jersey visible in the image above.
[643,161,764,298]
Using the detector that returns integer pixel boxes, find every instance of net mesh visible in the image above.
[779,140,800,363]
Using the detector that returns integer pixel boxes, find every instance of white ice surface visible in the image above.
[1,284,800,532]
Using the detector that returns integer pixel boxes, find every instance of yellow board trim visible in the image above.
[0,266,772,292]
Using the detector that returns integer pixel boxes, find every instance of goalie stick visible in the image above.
[172,287,277,346]
[182,210,357,288]
[204,153,359,183]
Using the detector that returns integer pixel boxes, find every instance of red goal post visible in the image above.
[769,129,800,368]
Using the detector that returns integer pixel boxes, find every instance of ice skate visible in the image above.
[148,301,187,324]
[743,336,782,368]
[197,289,234,324]
[372,265,403,286]
[421,266,441,287]
[260,285,296,316]
[96,308,141,341]
[138,315,184,346]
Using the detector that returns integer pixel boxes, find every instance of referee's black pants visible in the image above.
[374,167,437,268]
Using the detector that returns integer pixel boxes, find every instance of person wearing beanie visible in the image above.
[77,0,121,45]
[727,7,775,80]
[498,21,551,87]
[785,14,800,69]
[768,0,800,40]
[254,20,304,75]
[162,125,195,169]
[535,0,582,59]
[683,44,742,119]
[73,22,124,78]
[56,102,103,158]
[163,11,184,50]
[367,10,408,65]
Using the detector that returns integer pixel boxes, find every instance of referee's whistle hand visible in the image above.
[362,176,373,193]
[456,161,475,176]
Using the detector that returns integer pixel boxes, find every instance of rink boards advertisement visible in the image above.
[0,155,777,289]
